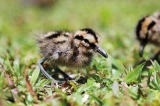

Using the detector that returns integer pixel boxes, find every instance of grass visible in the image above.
[0,0,160,106]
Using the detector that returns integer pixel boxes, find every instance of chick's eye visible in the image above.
[75,35,83,40]
[90,43,96,48]
[83,39,89,43]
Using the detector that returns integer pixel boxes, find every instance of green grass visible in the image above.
[0,0,160,106]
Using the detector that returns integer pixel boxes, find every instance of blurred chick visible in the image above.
[135,11,160,58]
[36,28,108,83]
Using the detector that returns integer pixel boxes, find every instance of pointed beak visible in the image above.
[139,41,147,57]
[95,46,108,58]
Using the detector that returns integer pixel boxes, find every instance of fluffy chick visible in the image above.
[135,11,160,57]
[36,28,107,83]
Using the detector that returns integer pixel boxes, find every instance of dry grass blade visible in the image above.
[25,69,38,102]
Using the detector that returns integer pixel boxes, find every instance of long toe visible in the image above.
[76,76,87,84]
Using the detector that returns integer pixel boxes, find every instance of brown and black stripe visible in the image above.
[42,31,71,44]
[136,16,156,41]
[81,28,98,42]
[74,28,98,49]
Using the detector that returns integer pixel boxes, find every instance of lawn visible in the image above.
[0,0,160,106]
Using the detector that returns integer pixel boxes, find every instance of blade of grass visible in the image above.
[90,94,103,105]
[125,62,145,84]
[110,57,126,73]
[30,66,40,86]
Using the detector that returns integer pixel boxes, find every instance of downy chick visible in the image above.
[36,28,107,83]
[135,11,160,57]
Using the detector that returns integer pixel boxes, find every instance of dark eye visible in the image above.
[75,35,83,40]
[83,39,89,43]
[90,43,96,48]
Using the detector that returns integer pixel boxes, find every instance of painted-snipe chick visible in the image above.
[37,28,107,83]
[135,11,160,58]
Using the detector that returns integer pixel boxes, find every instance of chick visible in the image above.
[135,11,160,58]
[36,28,107,83]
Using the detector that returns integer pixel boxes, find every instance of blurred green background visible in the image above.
[0,0,159,66]
[0,0,160,105]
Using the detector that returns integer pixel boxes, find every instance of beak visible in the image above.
[95,46,108,58]
[139,41,147,57]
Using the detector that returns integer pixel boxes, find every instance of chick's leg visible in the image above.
[54,65,73,80]
[37,58,72,81]
[37,58,87,84]
[37,58,53,79]
[53,66,87,83]
[134,50,160,67]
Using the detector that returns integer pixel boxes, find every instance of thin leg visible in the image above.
[54,66,73,80]
[134,50,160,67]
[37,58,60,87]
[37,58,53,79]
[37,58,71,82]
[54,66,87,83]
[37,58,87,84]
[76,76,87,84]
